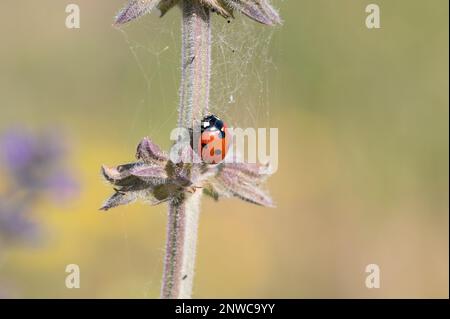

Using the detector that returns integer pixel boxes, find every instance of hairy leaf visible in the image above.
[225,0,282,25]
[115,0,160,25]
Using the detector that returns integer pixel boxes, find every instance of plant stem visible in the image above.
[161,0,211,299]
[178,0,211,128]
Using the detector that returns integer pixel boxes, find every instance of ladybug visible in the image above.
[197,115,230,164]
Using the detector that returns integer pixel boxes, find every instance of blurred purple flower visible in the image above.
[0,129,78,197]
[1,131,35,170]
[0,199,40,245]
[45,172,79,202]
[0,127,79,246]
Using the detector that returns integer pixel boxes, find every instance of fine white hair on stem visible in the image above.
[162,0,211,299]
[178,0,212,128]
[161,191,202,298]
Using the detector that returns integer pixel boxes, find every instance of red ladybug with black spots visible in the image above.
[198,115,230,164]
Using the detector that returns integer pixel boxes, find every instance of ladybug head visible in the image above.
[201,115,224,132]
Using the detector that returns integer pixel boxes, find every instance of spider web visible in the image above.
[114,8,276,297]
[210,14,276,129]
[117,10,276,138]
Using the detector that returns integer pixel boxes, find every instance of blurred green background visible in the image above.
[0,0,448,298]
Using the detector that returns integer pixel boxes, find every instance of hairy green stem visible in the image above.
[178,0,211,128]
[161,0,211,299]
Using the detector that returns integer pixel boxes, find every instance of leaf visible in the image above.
[101,163,146,187]
[136,137,168,162]
[221,162,270,178]
[114,0,160,25]
[130,164,167,183]
[100,191,138,211]
[221,177,274,207]
[101,164,132,183]
[225,0,282,26]
[215,165,275,207]
[233,183,274,207]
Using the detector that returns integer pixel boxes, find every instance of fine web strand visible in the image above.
[210,15,276,130]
